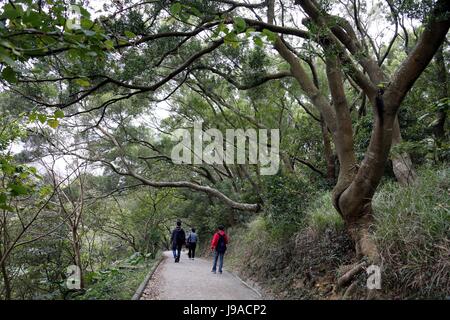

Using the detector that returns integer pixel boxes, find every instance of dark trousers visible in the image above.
[212,251,225,273]
[172,244,182,260]
[188,243,197,259]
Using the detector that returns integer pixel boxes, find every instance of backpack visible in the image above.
[189,233,197,243]
[216,233,227,253]
[186,233,191,248]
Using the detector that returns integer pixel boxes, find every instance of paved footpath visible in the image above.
[141,251,260,300]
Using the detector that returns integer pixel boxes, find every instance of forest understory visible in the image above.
[224,167,449,300]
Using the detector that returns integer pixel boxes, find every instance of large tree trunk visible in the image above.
[391,117,417,185]
[336,99,396,264]
[325,55,382,263]
[321,118,336,185]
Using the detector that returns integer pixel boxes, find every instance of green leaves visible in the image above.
[104,39,115,50]
[213,23,229,38]
[262,29,277,43]
[170,2,182,16]
[221,16,250,48]
[245,27,256,37]
[224,32,240,48]
[2,3,23,20]
[28,112,36,122]
[0,192,10,211]
[54,109,64,119]
[0,159,15,175]
[75,78,91,87]
[38,114,47,124]
[39,185,53,197]
[188,6,202,17]
[0,192,6,204]
[214,16,277,48]
[82,29,96,37]
[22,10,44,27]
[9,182,29,196]
[124,30,136,39]
[233,17,247,33]
[0,0,111,69]
[169,2,202,23]
[29,110,62,129]
[1,66,17,83]
[47,119,59,129]
[0,154,44,211]
[253,36,264,47]
[252,28,278,47]
[0,51,16,67]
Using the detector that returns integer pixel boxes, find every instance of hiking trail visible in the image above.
[140,251,261,300]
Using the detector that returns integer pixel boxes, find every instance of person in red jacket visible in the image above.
[210,225,229,274]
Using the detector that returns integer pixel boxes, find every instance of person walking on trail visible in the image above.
[210,225,229,274]
[170,220,186,263]
[187,228,198,260]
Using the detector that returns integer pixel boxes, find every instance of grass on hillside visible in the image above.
[373,166,449,298]
[72,252,161,300]
[226,166,449,299]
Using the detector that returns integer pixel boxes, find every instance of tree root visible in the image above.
[336,261,367,289]
[342,281,358,299]
[335,260,383,299]
[336,208,382,299]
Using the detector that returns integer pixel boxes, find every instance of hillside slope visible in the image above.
[225,167,449,299]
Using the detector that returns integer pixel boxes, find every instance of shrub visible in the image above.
[262,173,316,238]
[374,166,449,298]
[306,192,344,233]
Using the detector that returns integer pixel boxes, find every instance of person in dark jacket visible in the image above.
[187,228,198,260]
[210,225,229,274]
[170,220,186,263]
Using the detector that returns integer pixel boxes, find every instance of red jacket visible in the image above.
[210,230,229,250]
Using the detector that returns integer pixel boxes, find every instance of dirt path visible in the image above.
[140,251,261,300]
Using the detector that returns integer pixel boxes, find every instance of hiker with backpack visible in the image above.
[170,220,186,263]
[210,225,229,274]
[187,228,198,260]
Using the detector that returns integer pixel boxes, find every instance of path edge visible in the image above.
[131,253,165,300]
[200,253,265,299]
[227,270,264,299]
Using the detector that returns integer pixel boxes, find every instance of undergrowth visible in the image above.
[227,166,449,299]
[373,166,449,298]
[70,252,160,300]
